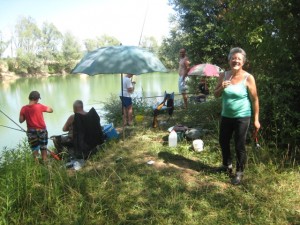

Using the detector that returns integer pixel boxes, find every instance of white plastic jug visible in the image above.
[193,139,204,152]
[168,130,177,147]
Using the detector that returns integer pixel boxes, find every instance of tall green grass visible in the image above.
[0,101,299,225]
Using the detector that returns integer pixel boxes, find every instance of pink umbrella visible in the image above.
[188,63,223,77]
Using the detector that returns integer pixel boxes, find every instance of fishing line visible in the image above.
[0,121,64,160]
[138,0,149,46]
[0,124,24,132]
[0,109,26,132]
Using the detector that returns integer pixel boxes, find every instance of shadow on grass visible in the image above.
[158,151,219,174]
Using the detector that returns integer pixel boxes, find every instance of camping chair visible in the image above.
[152,92,174,128]
[73,107,105,159]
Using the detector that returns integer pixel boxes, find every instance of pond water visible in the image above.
[0,73,179,152]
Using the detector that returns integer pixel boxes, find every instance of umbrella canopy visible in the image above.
[71,45,168,140]
[188,63,222,77]
[72,45,168,75]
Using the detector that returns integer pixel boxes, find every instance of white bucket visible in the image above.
[193,139,204,152]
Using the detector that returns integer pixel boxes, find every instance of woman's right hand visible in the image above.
[222,80,231,88]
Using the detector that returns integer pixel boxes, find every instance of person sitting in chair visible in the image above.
[196,77,209,102]
[52,100,87,156]
[73,105,104,159]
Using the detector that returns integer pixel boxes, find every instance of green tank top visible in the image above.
[221,72,252,118]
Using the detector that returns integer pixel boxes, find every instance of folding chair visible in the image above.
[152,92,174,128]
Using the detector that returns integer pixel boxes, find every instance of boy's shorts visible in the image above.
[27,129,48,151]
[120,96,132,108]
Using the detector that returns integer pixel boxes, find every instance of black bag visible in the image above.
[173,125,189,132]
[172,125,189,141]
[73,107,104,159]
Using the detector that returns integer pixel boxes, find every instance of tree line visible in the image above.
[0,16,159,75]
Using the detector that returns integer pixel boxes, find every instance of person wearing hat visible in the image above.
[19,91,53,162]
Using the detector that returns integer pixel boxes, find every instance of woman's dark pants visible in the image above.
[219,116,250,172]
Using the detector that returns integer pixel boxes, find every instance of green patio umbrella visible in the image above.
[72,45,168,75]
[71,45,168,139]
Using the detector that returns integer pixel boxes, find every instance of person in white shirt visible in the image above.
[119,74,134,126]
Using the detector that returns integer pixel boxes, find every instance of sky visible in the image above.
[0,0,174,49]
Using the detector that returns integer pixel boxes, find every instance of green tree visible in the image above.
[13,16,42,73]
[166,0,300,146]
[84,38,98,52]
[38,22,63,62]
[140,36,159,54]
[84,34,120,52]
[62,32,82,60]
[96,34,120,47]
[168,0,230,66]
[222,0,300,145]
[61,32,82,72]
[14,16,41,54]
[0,31,9,58]
[159,25,189,70]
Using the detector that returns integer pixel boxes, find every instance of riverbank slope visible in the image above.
[1,106,299,224]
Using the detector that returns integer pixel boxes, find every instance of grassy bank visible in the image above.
[0,103,299,225]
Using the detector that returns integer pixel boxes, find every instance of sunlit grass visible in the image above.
[0,103,299,224]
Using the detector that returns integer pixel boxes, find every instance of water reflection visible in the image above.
[0,73,178,151]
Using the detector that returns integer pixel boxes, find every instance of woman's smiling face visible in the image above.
[229,53,245,71]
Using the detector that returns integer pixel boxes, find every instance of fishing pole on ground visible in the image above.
[0,109,61,160]
[140,92,200,99]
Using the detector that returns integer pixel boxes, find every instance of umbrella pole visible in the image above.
[121,73,125,141]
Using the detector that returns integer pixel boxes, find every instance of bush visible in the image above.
[132,96,152,115]
[0,59,8,72]
[102,95,153,126]
[102,94,123,126]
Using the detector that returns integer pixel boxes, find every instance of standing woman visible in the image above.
[214,47,260,185]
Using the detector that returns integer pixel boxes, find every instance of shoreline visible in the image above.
[0,71,65,82]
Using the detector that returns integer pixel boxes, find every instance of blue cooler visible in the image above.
[103,123,119,140]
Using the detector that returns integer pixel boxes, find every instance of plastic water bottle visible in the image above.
[168,130,177,147]
[73,161,82,170]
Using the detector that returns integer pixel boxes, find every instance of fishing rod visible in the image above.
[136,92,202,99]
[0,109,67,137]
[0,109,60,160]
[0,124,24,132]
[253,129,261,150]
[0,109,26,132]
[138,0,149,46]
[0,124,61,160]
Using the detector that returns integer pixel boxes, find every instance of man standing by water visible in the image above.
[178,48,190,109]
[19,91,53,162]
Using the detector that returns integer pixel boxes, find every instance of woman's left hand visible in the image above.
[254,120,261,131]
